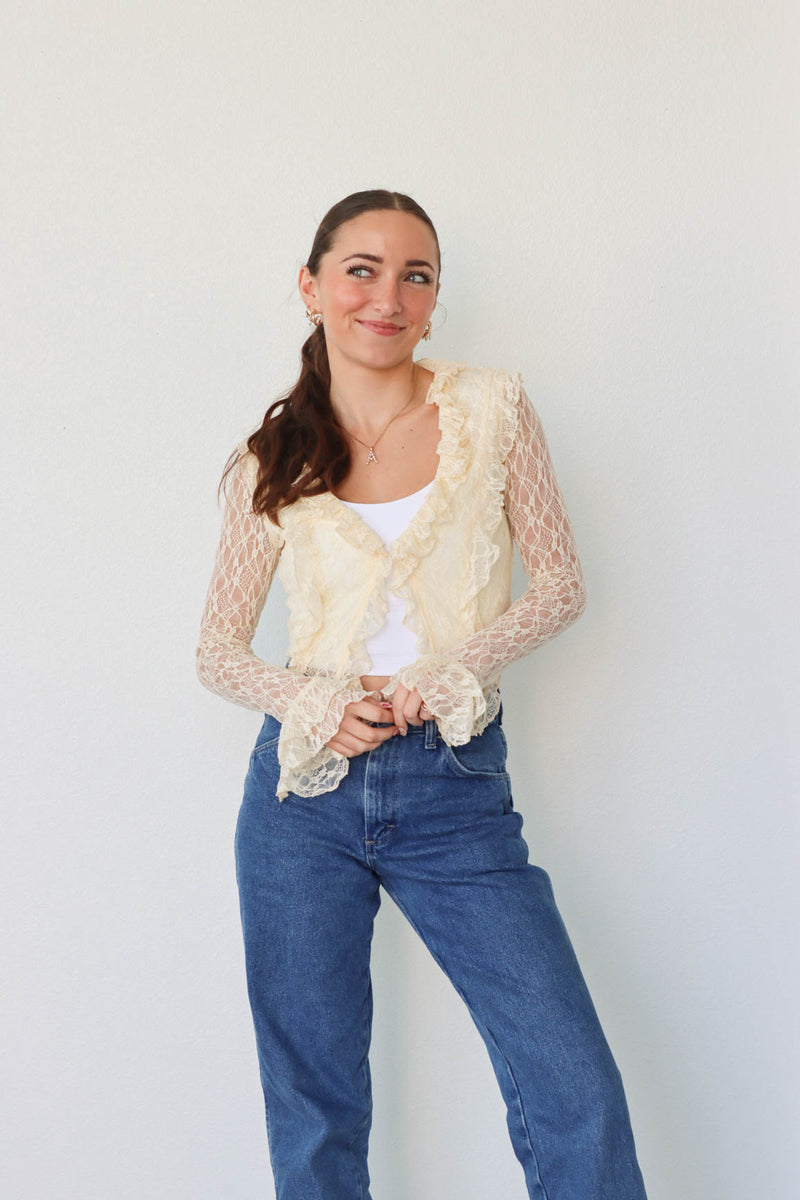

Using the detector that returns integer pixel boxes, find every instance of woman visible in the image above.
[196,189,648,1199]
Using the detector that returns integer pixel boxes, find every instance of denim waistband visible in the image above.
[363,701,503,736]
[361,718,434,734]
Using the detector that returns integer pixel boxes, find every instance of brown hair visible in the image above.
[220,189,441,523]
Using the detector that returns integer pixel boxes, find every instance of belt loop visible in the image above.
[424,719,437,750]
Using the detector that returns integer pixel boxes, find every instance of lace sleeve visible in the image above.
[195,447,369,799]
[386,384,587,743]
[195,448,303,717]
[452,384,587,683]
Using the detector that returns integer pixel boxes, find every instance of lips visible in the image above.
[358,320,405,335]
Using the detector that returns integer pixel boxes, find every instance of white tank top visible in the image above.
[340,480,434,674]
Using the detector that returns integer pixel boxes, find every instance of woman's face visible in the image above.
[298,209,440,370]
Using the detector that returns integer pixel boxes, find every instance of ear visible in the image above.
[297,265,319,309]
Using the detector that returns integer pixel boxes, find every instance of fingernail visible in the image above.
[380,701,393,709]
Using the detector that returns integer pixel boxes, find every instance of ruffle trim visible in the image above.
[391,365,522,646]
[382,655,500,747]
[275,658,502,801]
[457,369,522,626]
[301,513,392,678]
[278,359,468,675]
[388,358,469,588]
[270,362,517,790]
[276,673,369,799]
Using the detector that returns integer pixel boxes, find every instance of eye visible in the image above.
[345,263,433,285]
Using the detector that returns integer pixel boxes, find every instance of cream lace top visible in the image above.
[196,358,587,799]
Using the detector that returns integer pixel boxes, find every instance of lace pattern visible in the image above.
[196,361,586,798]
[195,449,370,797]
[455,381,588,684]
[380,369,586,742]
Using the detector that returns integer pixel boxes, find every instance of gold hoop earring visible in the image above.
[305,307,322,328]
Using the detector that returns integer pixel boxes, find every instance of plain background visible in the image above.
[2,2,798,1197]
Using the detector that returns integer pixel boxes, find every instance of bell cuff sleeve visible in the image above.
[276,674,370,799]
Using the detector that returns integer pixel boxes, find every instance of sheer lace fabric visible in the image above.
[386,377,588,739]
[196,360,586,798]
[194,451,368,797]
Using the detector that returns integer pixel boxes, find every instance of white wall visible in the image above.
[3,2,798,1197]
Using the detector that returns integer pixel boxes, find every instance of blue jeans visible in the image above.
[234,706,648,1200]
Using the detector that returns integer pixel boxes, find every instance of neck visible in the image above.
[327,349,421,436]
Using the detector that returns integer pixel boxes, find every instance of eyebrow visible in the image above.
[339,253,437,272]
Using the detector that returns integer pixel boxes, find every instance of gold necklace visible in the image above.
[342,366,419,466]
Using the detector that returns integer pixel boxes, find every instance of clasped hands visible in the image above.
[325,683,432,759]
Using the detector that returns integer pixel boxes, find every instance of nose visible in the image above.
[372,275,402,317]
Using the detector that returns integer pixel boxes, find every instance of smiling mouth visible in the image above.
[358,320,405,333]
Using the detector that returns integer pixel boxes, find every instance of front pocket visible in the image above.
[440,722,510,779]
[251,714,282,759]
[252,735,280,760]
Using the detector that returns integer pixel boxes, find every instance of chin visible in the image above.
[347,340,413,366]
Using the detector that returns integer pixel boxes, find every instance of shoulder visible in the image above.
[463,366,534,473]
[418,357,520,391]
[222,440,259,496]
[220,442,284,538]
[447,362,526,448]
[418,358,523,420]
[459,362,522,391]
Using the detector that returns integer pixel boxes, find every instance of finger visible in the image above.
[390,684,411,735]
[327,737,360,758]
[334,719,398,754]
[342,711,397,740]
[327,732,372,757]
[392,686,424,727]
[403,690,425,726]
[327,727,396,757]
[347,698,397,725]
